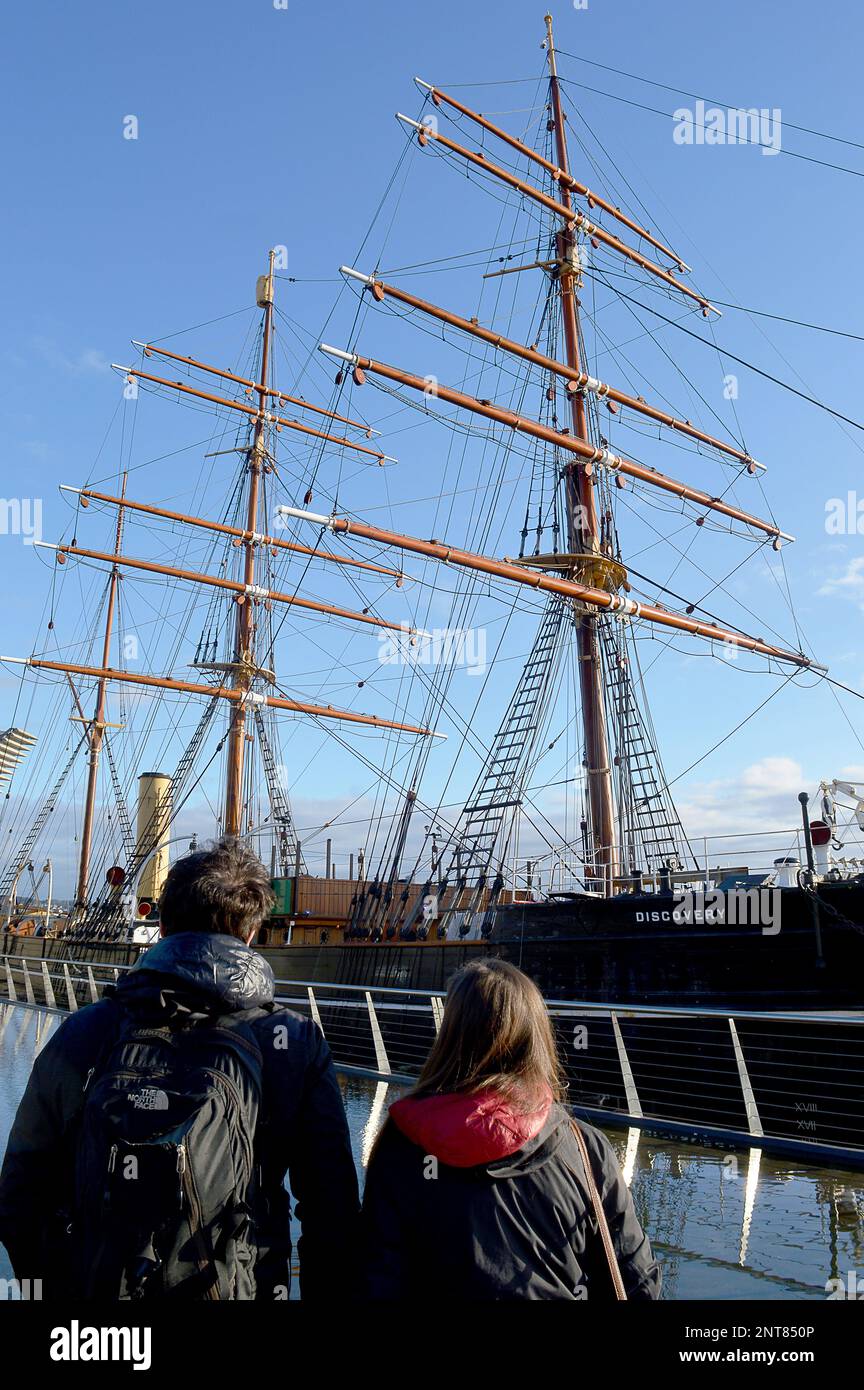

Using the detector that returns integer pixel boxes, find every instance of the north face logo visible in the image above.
[127,1087,169,1111]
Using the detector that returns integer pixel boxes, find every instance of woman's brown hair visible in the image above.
[408,958,565,1108]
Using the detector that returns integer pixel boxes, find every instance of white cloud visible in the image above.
[29,336,109,377]
[739,755,804,794]
[677,755,807,838]
[817,556,864,611]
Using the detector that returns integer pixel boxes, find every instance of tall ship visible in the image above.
[3,15,864,1019]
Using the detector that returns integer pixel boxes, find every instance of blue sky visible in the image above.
[2,0,864,893]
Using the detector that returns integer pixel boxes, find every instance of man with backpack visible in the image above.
[0,837,360,1300]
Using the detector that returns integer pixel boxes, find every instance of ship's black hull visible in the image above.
[5,879,864,1010]
[262,879,864,1011]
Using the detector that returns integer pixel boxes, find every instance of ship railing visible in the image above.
[257,983,864,1171]
[0,951,124,1012]
[536,824,864,896]
[2,954,864,1169]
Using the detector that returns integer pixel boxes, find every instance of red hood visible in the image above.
[389,1089,552,1168]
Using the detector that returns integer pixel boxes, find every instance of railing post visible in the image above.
[22,960,36,1007]
[430,995,444,1035]
[63,963,78,1013]
[365,991,391,1077]
[41,961,56,1010]
[4,959,16,1004]
[86,967,99,1005]
[0,997,13,1040]
[307,986,324,1036]
[728,1018,764,1138]
[611,1012,643,1119]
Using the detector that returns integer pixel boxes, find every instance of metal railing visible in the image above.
[2,952,864,1169]
[524,824,864,895]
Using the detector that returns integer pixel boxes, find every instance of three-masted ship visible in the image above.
[3,14,864,1023]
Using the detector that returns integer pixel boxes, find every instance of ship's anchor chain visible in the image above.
[798,876,864,936]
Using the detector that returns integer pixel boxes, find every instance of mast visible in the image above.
[224,253,275,837]
[545,13,616,892]
[75,469,127,906]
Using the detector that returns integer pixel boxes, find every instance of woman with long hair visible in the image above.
[361,958,660,1300]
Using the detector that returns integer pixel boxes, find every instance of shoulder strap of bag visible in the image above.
[569,1119,627,1302]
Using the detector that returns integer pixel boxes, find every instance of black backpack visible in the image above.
[69,1005,270,1300]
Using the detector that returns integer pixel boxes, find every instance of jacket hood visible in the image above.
[112,931,275,1022]
[389,1089,558,1170]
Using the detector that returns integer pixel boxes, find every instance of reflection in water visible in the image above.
[622,1127,639,1189]
[739,1147,762,1265]
[1,1004,863,1300]
[360,1081,390,1169]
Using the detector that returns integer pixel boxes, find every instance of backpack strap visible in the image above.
[79,998,134,1098]
[204,1004,274,1052]
[569,1120,627,1302]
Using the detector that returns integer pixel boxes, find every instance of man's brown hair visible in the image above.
[158,837,275,940]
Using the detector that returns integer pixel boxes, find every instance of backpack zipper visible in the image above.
[203,1067,255,1178]
[178,1144,221,1300]
[176,1142,187,1204]
[102,1142,119,1207]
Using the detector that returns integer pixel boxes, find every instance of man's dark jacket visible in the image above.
[362,1096,661,1300]
[0,931,359,1299]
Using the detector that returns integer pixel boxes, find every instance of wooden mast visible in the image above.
[544,12,616,893]
[75,469,127,906]
[223,254,275,837]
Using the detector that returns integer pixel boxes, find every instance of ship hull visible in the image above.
[258,879,864,1011]
[4,878,864,1009]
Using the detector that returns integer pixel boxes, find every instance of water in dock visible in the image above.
[1,1002,861,1300]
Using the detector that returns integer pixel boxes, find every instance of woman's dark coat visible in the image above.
[362,1091,661,1301]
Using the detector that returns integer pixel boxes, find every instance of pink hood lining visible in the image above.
[389,1088,553,1169]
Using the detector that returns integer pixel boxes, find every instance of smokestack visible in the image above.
[136,772,172,913]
